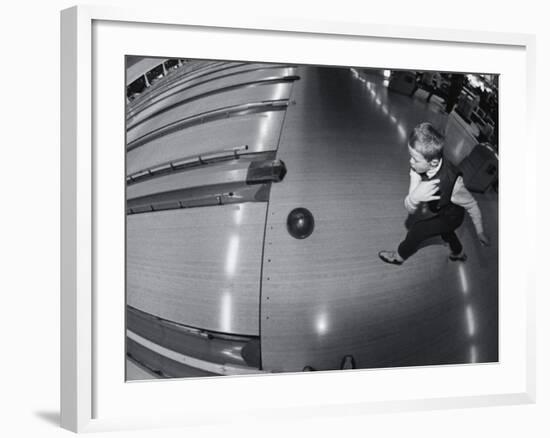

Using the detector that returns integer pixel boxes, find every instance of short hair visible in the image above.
[408,122,444,161]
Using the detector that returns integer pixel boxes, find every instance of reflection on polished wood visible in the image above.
[129,67,297,127]
[126,111,285,176]
[128,62,289,115]
[261,67,498,372]
[127,83,293,145]
[127,203,267,336]
[128,61,233,104]
[127,159,251,200]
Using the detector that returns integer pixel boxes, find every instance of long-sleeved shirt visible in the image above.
[404,161,485,235]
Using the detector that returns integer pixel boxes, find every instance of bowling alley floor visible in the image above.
[355,69,499,367]
[259,65,498,371]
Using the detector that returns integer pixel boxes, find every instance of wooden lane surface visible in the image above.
[128,61,274,113]
[126,111,285,176]
[127,61,229,112]
[127,203,267,336]
[126,159,251,200]
[132,61,229,98]
[127,83,293,144]
[128,66,297,127]
[260,67,498,372]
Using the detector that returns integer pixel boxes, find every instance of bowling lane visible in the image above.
[126,111,286,176]
[261,66,498,372]
[128,66,297,128]
[127,82,293,146]
[127,203,267,336]
[128,62,285,116]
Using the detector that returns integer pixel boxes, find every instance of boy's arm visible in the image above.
[404,169,422,213]
[451,176,490,245]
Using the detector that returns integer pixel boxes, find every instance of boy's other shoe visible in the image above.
[449,251,467,262]
[378,250,404,265]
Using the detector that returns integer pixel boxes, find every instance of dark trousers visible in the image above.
[397,210,465,260]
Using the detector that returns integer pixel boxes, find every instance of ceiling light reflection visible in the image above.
[315,312,329,335]
[397,124,407,139]
[234,205,243,225]
[225,235,240,276]
[458,264,469,294]
[220,290,232,333]
[465,305,476,337]
[470,345,478,363]
[257,112,272,149]
[273,83,289,101]
[221,347,242,361]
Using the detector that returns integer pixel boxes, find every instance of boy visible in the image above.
[379,122,490,265]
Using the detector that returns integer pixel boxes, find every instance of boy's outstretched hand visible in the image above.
[410,179,441,203]
[478,232,490,246]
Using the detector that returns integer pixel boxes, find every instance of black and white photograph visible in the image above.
[125,56,499,380]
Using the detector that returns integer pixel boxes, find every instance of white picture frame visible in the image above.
[60,5,536,433]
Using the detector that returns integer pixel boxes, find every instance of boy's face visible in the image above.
[408,145,439,174]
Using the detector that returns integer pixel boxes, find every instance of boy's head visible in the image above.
[408,122,444,174]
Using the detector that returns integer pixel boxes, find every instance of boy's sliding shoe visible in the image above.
[449,251,467,262]
[378,251,404,265]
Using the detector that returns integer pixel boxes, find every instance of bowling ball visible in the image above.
[287,207,314,239]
